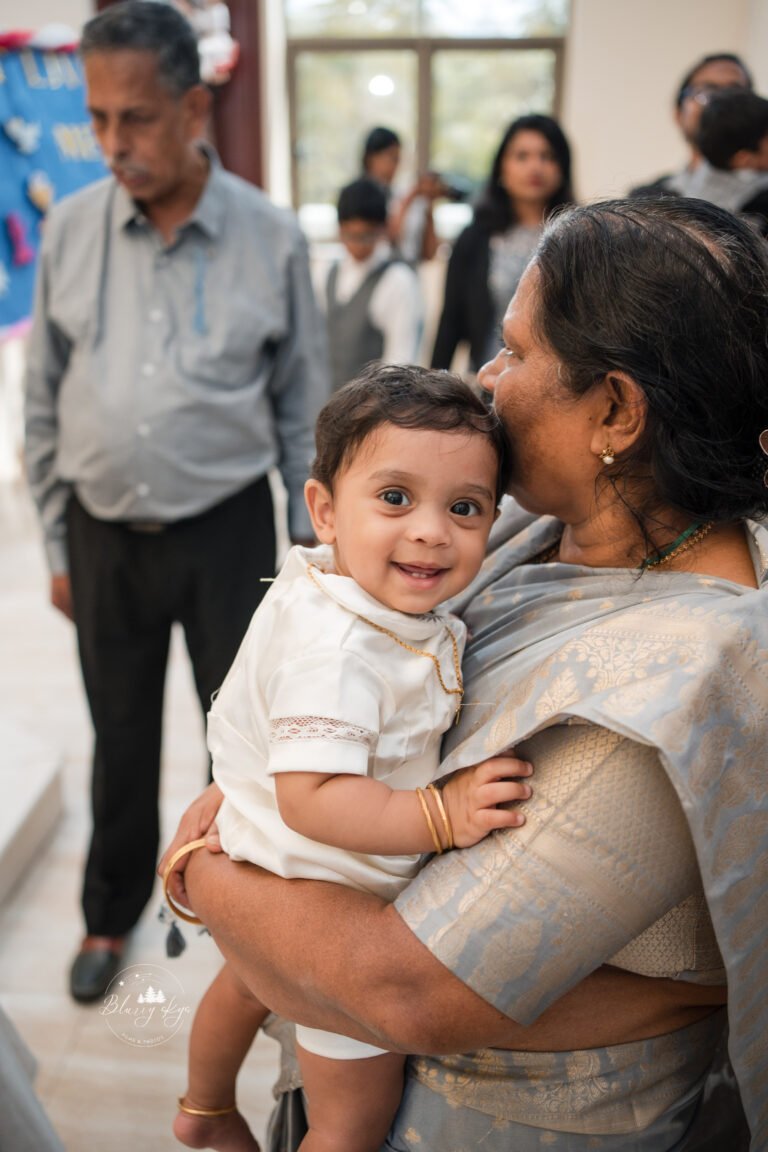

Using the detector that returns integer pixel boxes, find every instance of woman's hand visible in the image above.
[441,755,533,848]
[157,782,224,911]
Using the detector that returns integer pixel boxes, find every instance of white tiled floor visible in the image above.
[0,480,279,1151]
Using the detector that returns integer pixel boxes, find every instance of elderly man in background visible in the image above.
[24,0,327,1002]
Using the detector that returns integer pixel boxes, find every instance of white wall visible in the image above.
[746,0,768,93]
[563,0,763,201]
[0,0,90,33]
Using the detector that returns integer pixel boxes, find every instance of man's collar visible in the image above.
[114,141,224,239]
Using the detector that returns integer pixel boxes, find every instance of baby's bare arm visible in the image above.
[274,757,533,856]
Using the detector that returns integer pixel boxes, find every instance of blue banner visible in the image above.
[0,47,107,334]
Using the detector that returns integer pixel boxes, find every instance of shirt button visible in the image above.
[137,423,150,437]
[136,483,150,498]
[149,309,163,323]
[141,363,156,377]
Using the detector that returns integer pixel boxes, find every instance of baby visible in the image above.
[170,363,532,1152]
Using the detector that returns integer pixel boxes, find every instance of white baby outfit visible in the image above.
[210,544,466,1058]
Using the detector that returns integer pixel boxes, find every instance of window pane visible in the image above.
[431,49,557,192]
[294,50,418,211]
[421,0,568,37]
[286,0,418,38]
[285,0,568,38]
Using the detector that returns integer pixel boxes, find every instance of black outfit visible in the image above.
[431,222,492,373]
[67,476,275,936]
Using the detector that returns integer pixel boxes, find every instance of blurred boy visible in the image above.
[323,177,423,392]
[690,89,768,235]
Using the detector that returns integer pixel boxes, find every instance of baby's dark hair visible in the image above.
[311,364,511,505]
[697,90,768,169]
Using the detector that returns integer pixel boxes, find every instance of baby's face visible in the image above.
[321,424,498,614]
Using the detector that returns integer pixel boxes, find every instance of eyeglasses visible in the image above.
[680,82,747,106]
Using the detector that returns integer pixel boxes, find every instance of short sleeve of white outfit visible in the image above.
[210,544,465,901]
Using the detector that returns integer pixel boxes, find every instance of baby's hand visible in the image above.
[441,755,533,849]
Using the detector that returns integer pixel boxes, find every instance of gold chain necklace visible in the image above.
[532,522,715,570]
[306,564,464,723]
[641,521,714,570]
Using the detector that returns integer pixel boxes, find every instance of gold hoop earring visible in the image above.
[599,445,615,466]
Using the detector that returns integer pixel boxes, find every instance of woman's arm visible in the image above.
[184,850,724,1055]
[176,724,726,1055]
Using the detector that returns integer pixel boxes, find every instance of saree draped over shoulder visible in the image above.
[393,505,768,1149]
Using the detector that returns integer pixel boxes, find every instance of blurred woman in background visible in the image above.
[432,114,572,375]
[361,125,441,263]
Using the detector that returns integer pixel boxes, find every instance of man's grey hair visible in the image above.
[81,1,201,95]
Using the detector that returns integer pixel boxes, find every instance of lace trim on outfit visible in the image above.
[269,716,377,750]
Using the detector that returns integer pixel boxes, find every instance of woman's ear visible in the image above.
[304,479,337,544]
[589,372,647,460]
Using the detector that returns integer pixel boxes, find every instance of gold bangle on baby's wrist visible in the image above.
[427,783,454,851]
[416,787,443,854]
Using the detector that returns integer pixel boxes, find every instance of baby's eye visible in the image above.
[451,499,482,517]
[379,489,411,507]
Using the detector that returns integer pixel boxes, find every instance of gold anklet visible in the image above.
[177,1096,237,1117]
[162,838,208,925]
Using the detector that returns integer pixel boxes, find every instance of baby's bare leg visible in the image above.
[174,961,268,1151]
[296,1043,405,1152]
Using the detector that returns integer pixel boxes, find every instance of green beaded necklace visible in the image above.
[640,521,714,570]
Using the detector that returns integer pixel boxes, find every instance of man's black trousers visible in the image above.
[66,476,276,936]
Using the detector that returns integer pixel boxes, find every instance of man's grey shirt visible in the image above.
[24,154,329,572]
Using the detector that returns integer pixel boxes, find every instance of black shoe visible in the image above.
[69,937,125,1004]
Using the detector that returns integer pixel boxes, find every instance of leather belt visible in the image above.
[124,521,167,534]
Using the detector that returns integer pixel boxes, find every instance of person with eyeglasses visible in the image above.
[685,89,768,237]
[629,52,752,198]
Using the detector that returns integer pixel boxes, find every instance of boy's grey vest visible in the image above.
[326,260,398,392]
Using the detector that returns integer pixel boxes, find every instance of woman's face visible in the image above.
[478,268,600,521]
[498,130,563,210]
[365,144,401,186]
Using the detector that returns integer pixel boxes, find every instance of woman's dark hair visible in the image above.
[312,364,511,505]
[532,197,768,527]
[362,126,401,171]
[337,177,388,225]
[81,0,200,95]
[474,114,573,235]
[674,52,752,108]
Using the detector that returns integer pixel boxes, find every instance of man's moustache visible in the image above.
[109,164,148,180]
